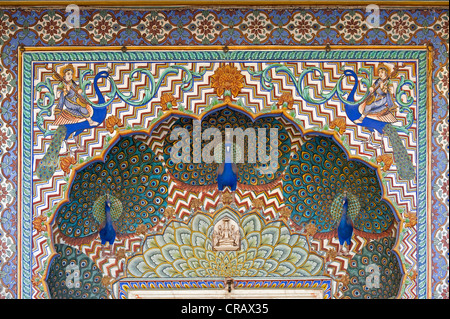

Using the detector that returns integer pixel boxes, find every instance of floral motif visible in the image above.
[190,11,222,44]
[105,115,123,134]
[279,206,292,223]
[138,12,171,44]
[385,11,415,44]
[160,93,177,111]
[116,248,126,260]
[0,11,15,45]
[127,210,324,278]
[35,11,66,45]
[221,191,234,205]
[404,211,417,228]
[190,198,203,211]
[163,207,175,220]
[277,92,295,109]
[435,65,449,99]
[252,198,264,211]
[337,11,366,44]
[432,12,449,42]
[329,117,347,135]
[377,153,394,172]
[135,224,148,236]
[305,222,318,237]
[33,215,47,232]
[288,11,317,44]
[325,248,338,262]
[59,156,76,175]
[240,11,272,44]
[101,275,114,287]
[87,12,119,45]
[211,64,244,100]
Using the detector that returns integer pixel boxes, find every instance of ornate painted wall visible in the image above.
[0,1,448,299]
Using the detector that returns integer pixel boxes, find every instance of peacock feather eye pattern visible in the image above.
[54,135,170,245]
[282,135,396,239]
[46,244,108,299]
[163,107,291,191]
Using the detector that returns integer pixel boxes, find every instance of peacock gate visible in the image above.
[1,2,448,300]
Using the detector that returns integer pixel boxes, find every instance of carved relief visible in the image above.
[212,217,240,251]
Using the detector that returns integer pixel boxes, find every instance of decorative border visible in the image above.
[115,277,332,299]
[19,46,430,298]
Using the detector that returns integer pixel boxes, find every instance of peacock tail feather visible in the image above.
[341,237,403,299]
[55,135,169,245]
[46,243,108,299]
[383,124,415,181]
[36,125,67,181]
[282,135,396,240]
[92,194,123,225]
[163,107,291,192]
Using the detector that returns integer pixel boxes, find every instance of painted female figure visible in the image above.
[53,64,98,127]
[354,63,397,124]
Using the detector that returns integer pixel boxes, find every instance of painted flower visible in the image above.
[337,11,366,44]
[404,211,417,228]
[288,11,319,44]
[0,129,8,145]
[60,156,77,175]
[33,215,47,232]
[139,12,171,44]
[105,115,123,134]
[279,206,292,222]
[305,222,318,237]
[385,11,415,44]
[163,207,175,220]
[135,223,148,236]
[190,198,203,211]
[329,117,347,135]
[376,153,394,172]
[252,198,264,210]
[36,11,66,45]
[0,11,15,44]
[0,238,9,256]
[432,12,449,41]
[160,93,177,111]
[435,65,449,99]
[277,92,295,109]
[87,12,119,44]
[211,64,244,99]
[240,11,272,44]
[190,11,222,44]
[0,184,8,202]
[95,19,111,37]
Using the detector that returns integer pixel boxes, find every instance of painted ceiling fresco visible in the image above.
[0,2,448,299]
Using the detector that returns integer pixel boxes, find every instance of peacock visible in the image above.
[54,134,170,254]
[98,193,116,257]
[162,107,292,200]
[337,195,353,256]
[36,70,111,182]
[342,69,415,181]
[282,134,397,254]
